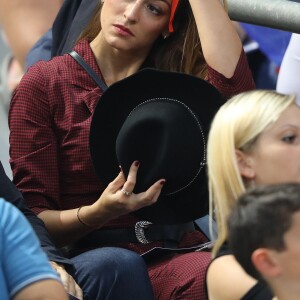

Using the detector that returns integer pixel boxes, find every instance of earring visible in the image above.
[163,34,169,40]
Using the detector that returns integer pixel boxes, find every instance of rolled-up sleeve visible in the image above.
[207,49,256,100]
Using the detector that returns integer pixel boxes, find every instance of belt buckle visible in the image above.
[135,221,153,244]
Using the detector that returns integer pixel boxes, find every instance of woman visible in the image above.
[9,0,254,298]
[206,90,298,299]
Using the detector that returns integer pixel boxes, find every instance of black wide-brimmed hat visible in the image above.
[89,68,224,224]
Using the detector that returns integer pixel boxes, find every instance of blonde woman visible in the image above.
[206,90,298,300]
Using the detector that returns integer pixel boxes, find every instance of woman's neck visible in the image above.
[90,33,148,86]
[273,284,300,300]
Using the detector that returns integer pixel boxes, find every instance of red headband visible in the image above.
[169,0,179,33]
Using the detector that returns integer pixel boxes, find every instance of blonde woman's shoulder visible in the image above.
[206,254,257,300]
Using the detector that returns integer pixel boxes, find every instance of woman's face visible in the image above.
[100,0,172,53]
[244,104,300,185]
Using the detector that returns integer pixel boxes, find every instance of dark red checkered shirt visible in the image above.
[9,40,255,254]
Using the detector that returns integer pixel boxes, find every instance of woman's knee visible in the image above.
[71,247,153,300]
[72,247,147,276]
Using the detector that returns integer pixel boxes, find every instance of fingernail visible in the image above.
[135,161,140,167]
[119,165,123,172]
[160,180,166,186]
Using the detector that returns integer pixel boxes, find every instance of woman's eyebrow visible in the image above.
[158,0,171,8]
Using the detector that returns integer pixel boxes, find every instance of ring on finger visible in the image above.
[121,187,132,197]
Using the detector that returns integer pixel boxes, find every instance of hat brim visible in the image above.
[89,68,224,224]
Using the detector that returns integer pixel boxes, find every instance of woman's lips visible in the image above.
[113,25,134,37]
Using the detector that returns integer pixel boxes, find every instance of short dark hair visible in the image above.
[228,183,300,280]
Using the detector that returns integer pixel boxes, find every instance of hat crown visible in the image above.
[116,98,205,195]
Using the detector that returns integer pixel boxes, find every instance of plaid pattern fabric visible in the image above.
[9,40,254,299]
[207,51,256,100]
[148,250,212,299]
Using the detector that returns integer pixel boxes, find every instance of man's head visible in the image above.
[228,183,300,285]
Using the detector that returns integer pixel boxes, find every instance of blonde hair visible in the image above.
[207,90,296,257]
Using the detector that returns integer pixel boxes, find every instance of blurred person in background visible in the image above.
[0,0,63,105]
[277,33,300,104]
[234,22,291,89]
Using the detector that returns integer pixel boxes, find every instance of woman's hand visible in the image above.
[82,161,165,226]
[38,161,165,245]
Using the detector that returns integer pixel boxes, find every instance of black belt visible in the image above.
[77,221,195,248]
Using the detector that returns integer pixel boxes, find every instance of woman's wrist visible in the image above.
[76,205,101,228]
